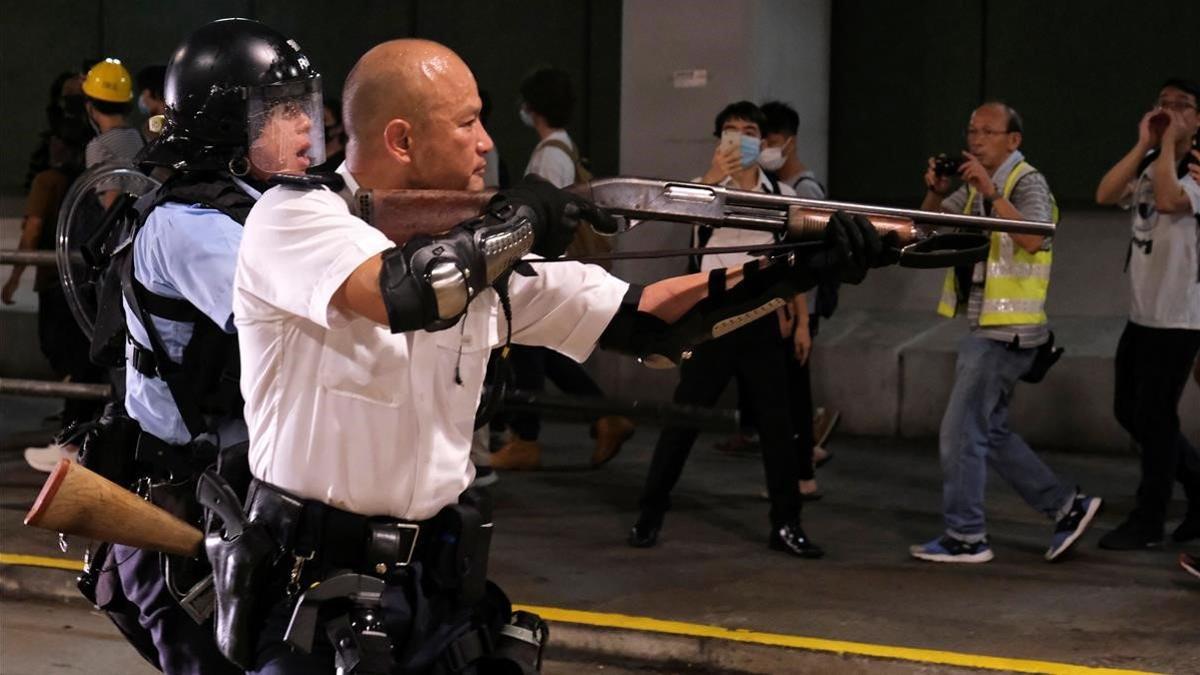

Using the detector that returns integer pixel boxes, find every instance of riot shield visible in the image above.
[55,164,160,338]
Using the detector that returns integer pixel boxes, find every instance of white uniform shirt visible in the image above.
[1126,167,1200,330]
[696,169,796,272]
[234,166,628,519]
[524,129,577,189]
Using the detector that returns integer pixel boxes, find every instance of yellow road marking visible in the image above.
[515,604,1159,675]
[0,552,84,572]
[0,554,1158,674]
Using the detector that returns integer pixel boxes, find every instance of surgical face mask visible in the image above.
[518,106,535,128]
[758,145,785,171]
[137,95,152,116]
[739,134,761,167]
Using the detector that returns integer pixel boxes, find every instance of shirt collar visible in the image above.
[230,175,262,200]
[719,167,774,193]
[335,162,360,213]
[990,150,1025,190]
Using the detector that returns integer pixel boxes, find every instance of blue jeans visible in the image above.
[938,334,1074,541]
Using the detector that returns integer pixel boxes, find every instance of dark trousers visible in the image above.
[1113,321,1200,531]
[37,287,104,426]
[787,349,817,482]
[734,331,816,481]
[102,545,240,675]
[508,345,604,441]
[639,317,801,528]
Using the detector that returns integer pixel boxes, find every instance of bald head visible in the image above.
[342,39,493,191]
[344,39,472,149]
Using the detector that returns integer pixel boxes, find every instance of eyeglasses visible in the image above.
[1156,99,1199,112]
[964,128,1012,139]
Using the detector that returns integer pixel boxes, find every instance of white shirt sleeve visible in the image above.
[1183,175,1200,215]
[504,260,629,362]
[237,186,392,329]
[525,145,576,188]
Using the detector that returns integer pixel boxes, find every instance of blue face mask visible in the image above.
[137,96,152,116]
[739,135,761,167]
[519,106,535,128]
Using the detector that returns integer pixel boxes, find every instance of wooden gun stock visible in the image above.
[24,459,203,557]
[359,189,494,245]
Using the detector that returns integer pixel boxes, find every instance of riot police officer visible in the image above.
[94,18,324,674]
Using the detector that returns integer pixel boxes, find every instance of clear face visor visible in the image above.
[246,76,326,176]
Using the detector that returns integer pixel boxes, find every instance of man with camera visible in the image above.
[1095,78,1200,551]
[912,102,1101,564]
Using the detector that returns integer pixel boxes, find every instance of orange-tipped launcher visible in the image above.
[24,459,203,557]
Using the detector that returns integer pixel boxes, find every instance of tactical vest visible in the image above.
[936,161,1058,326]
[117,174,256,440]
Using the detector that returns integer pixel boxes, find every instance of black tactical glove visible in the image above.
[795,211,898,284]
[491,175,620,259]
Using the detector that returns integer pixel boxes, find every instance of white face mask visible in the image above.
[758,145,785,171]
[519,106,535,128]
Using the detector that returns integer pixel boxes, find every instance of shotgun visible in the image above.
[356,176,1055,267]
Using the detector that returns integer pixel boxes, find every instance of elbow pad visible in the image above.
[599,260,808,367]
[378,204,535,333]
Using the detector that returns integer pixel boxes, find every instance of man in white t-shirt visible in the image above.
[1096,78,1200,551]
[229,41,886,672]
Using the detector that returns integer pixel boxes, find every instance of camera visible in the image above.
[933,154,965,177]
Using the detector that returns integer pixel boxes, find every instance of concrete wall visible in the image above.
[597,0,832,401]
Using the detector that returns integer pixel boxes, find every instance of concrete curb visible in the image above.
[0,564,972,674]
[547,622,980,675]
[1,565,1157,675]
[0,563,81,604]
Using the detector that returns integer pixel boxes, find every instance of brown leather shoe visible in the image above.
[591,416,635,467]
[490,438,542,471]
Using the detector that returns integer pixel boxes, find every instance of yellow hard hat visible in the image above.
[82,58,134,103]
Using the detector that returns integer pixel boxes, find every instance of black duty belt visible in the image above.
[247,479,430,577]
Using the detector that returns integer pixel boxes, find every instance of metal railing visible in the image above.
[0,378,111,400]
[0,250,58,266]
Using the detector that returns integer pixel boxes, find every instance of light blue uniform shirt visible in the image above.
[123,179,260,445]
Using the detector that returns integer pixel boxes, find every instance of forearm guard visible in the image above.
[378,203,535,333]
[599,258,816,367]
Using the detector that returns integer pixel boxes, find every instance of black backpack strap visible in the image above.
[119,251,210,439]
[794,174,827,197]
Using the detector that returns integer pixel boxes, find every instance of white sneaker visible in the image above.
[23,443,77,473]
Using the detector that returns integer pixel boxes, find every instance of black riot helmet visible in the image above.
[137,18,325,175]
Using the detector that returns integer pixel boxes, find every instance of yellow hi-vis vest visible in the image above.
[936,161,1057,326]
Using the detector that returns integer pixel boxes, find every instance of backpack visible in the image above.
[539,138,614,269]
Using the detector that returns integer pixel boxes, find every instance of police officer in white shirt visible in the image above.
[1096,78,1200,551]
[219,40,887,674]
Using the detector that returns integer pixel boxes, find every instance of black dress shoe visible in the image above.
[768,522,824,559]
[1172,514,1200,543]
[1098,517,1162,550]
[628,513,662,548]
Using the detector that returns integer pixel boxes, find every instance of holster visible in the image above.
[202,475,282,670]
[75,402,142,489]
[426,489,493,608]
